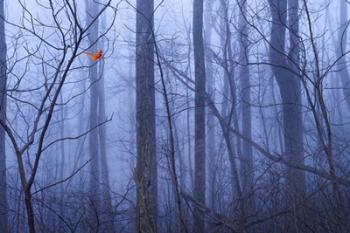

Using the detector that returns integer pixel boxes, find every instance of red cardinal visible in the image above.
[85,49,103,61]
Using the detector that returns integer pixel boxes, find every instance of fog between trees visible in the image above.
[0,0,350,232]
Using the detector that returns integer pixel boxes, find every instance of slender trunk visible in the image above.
[98,29,114,232]
[86,0,101,229]
[238,0,255,218]
[193,0,206,232]
[219,0,243,219]
[59,93,66,218]
[337,0,350,111]
[127,42,136,233]
[24,190,35,233]
[204,1,216,232]
[98,78,114,233]
[77,70,87,193]
[0,0,8,230]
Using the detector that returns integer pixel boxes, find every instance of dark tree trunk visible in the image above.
[269,0,306,232]
[135,0,158,232]
[24,190,35,233]
[0,0,8,231]
[193,0,206,232]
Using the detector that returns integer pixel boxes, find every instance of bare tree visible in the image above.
[193,0,206,232]
[98,15,114,233]
[135,0,158,232]
[0,0,8,231]
[85,1,101,230]
[268,2,306,230]
[238,0,255,219]
[336,0,350,111]
[0,1,115,232]
[1,0,350,232]
[204,1,216,232]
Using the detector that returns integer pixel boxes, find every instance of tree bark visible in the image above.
[193,0,206,232]
[24,190,35,233]
[269,0,306,232]
[135,0,158,232]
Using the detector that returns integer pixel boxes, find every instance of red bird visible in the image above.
[85,49,103,61]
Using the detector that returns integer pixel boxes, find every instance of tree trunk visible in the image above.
[59,93,66,219]
[193,0,206,232]
[219,0,243,218]
[204,1,216,232]
[135,0,158,232]
[269,0,306,232]
[86,0,101,229]
[98,24,115,231]
[0,0,8,231]
[337,0,350,111]
[24,190,35,233]
[238,0,255,218]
